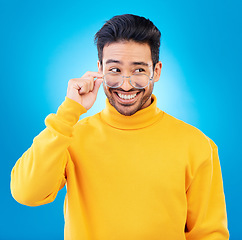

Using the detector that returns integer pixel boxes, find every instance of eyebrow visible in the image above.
[105,59,149,67]
[105,59,121,64]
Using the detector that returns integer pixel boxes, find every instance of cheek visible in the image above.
[142,83,154,97]
[103,84,112,96]
[102,83,108,91]
[143,85,151,94]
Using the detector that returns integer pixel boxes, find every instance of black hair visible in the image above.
[94,14,161,67]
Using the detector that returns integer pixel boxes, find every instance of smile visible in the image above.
[117,93,137,100]
[112,90,142,104]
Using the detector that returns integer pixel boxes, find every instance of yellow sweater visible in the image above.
[11,95,229,240]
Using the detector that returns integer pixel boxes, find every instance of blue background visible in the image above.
[1,0,241,239]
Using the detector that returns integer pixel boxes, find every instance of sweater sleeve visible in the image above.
[10,97,87,206]
[185,138,229,239]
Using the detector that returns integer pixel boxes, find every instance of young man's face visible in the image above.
[98,41,162,116]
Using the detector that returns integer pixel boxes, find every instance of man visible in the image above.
[11,14,229,239]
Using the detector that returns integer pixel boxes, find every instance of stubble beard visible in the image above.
[103,84,154,116]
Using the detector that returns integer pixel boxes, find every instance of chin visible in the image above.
[115,105,140,116]
[110,94,151,116]
[103,84,153,116]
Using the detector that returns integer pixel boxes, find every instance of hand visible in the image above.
[66,71,103,110]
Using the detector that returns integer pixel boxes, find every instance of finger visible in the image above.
[83,71,103,79]
[89,77,94,92]
[79,77,94,93]
[77,80,89,94]
[92,78,103,95]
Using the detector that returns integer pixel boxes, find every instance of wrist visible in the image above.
[56,97,87,126]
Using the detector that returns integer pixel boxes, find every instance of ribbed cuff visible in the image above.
[56,97,87,126]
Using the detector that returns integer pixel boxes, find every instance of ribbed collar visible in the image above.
[100,94,164,130]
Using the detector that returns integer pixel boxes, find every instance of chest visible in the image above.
[69,126,188,194]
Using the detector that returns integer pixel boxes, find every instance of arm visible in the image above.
[10,97,87,206]
[185,138,229,239]
[10,72,103,206]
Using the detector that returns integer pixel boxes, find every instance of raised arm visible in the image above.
[11,97,86,206]
[11,72,103,206]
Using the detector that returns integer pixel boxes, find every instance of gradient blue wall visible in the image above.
[1,0,241,239]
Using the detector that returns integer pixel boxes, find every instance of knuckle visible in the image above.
[69,78,76,82]
[68,79,73,84]
[82,79,88,86]
[68,78,76,85]
[81,81,88,89]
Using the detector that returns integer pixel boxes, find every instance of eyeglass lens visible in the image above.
[104,73,150,89]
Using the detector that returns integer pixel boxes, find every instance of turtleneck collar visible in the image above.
[100,94,164,130]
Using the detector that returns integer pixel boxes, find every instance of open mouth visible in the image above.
[117,92,137,100]
[113,90,142,104]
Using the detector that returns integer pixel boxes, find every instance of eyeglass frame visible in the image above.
[102,72,155,89]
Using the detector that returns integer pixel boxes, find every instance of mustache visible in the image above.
[110,88,144,93]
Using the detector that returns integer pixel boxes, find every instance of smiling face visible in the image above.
[98,41,162,116]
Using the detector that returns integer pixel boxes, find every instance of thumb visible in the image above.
[92,78,103,95]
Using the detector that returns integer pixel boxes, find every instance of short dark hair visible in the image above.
[94,14,161,67]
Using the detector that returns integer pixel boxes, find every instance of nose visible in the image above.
[120,76,133,90]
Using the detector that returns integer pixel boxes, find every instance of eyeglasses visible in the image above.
[103,72,154,89]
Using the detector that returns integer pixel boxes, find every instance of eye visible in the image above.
[109,68,121,73]
[134,68,145,73]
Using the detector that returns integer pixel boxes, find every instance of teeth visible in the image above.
[117,93,137,100]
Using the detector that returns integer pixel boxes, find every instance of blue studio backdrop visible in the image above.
[1,0,241,239]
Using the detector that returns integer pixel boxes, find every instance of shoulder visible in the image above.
[73,112,102,131]
[163,112,209,140]
[162,112,216,159]
[161,112,219,174]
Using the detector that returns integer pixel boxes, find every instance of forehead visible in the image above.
[102,41,152,65]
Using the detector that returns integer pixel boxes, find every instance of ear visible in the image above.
[153,61,162,82]
[97,60,103,74]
